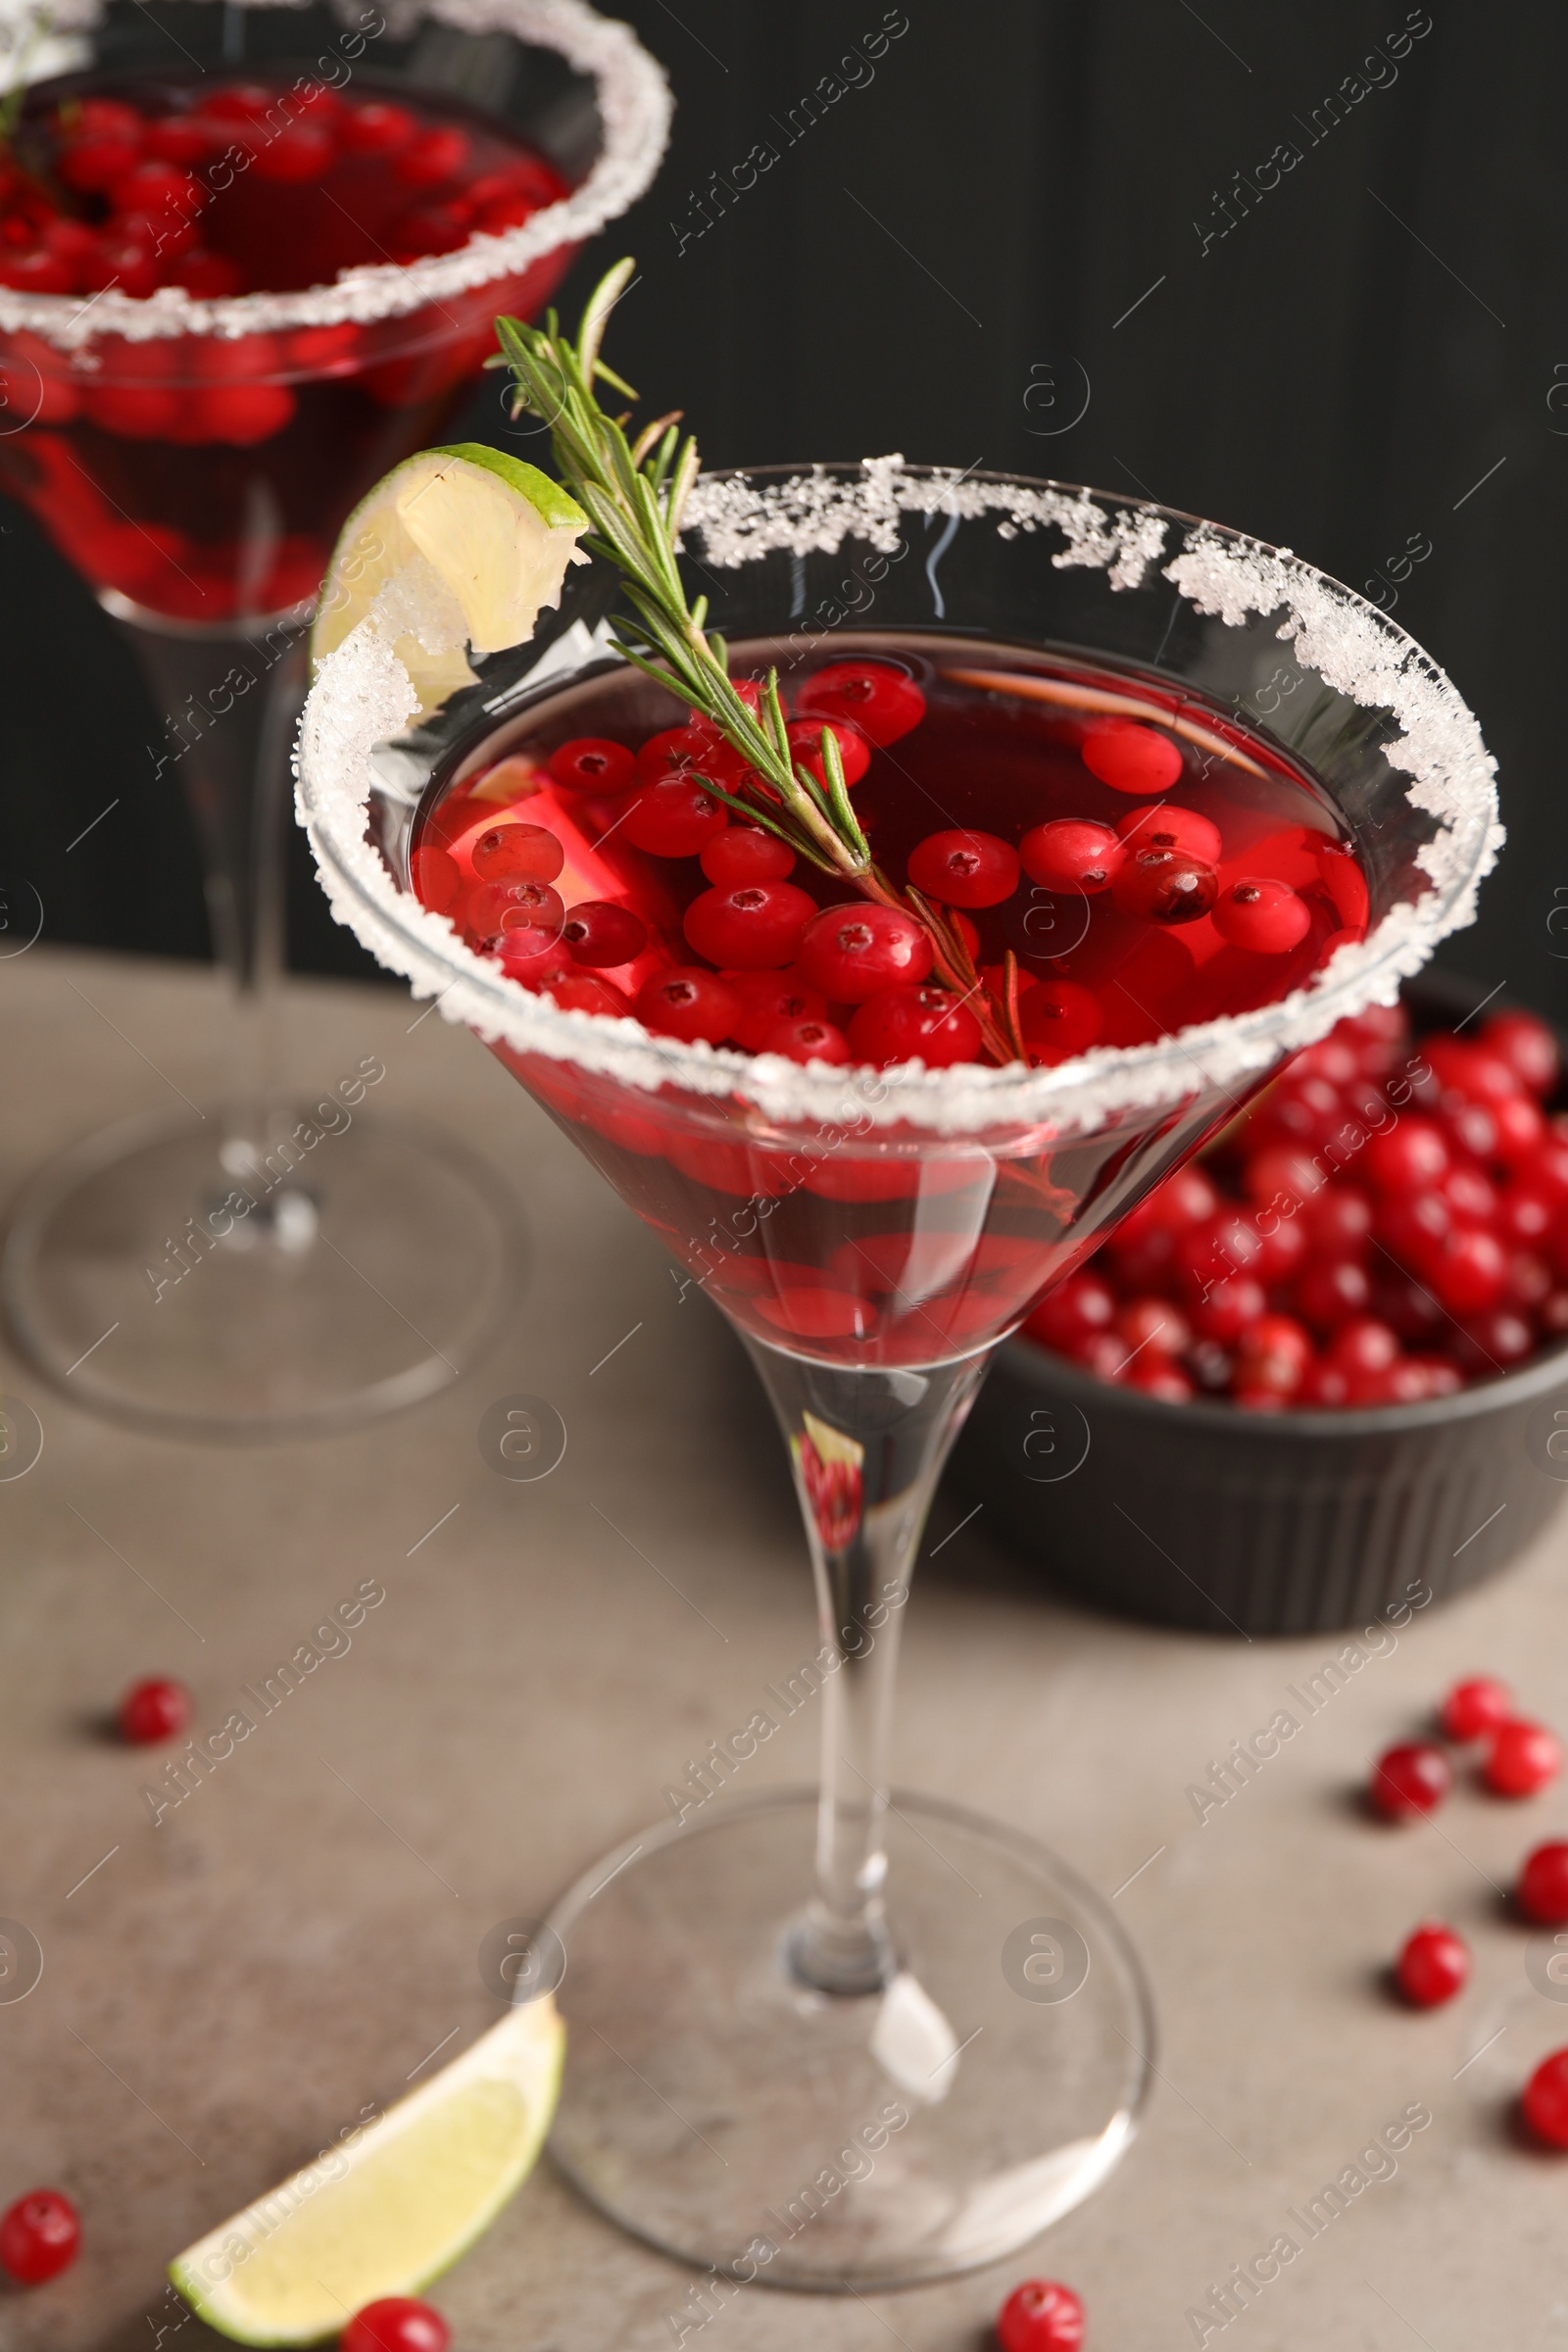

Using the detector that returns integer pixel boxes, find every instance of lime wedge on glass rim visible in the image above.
[313,443,589,713]
[169,1997,565,2345]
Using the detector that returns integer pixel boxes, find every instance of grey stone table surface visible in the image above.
[3,944,1568,2352]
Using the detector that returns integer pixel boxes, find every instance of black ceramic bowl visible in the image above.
[953,980,1568,1638]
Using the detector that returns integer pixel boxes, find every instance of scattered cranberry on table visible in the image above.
[1483,1718,1563,1798]
[1368,1740,1451,1821]
[1394,1921,1469,2007]
[117,1677,190,1745]
[1521,2049,1568,2149]
[340,2299,451,2352]
[995,2276,1085,2352]
[1441,1675,1514,1741]
[1516,1840,1568,1924]
[0,2189,80,2285]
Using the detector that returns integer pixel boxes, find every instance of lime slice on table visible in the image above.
[314,443,589,715]
[169,1997,564,2345]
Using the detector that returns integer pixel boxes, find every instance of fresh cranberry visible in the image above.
[1426,1226,1507,1316]
[169,248,244,297]
[410,845,462,915]
[111,160,206,218]
[0,2190,79,2285]
[497,931,570,988]
[1025,1272,1116,1354]
[684,881,816,970]
[1395,1922,1469,2007]
[1303,1185,1374,1257]
[1252,1073,1345,1152]
[1369,1740,1451,1820]
[1528,1131,1568,1203]
[906,828,1020,908]
[1545,1289,1568,1336]
[1081,720,1182,795]
[543,974,628,1018]
[1250,1206,1307,1287]
[795,659,926,746]
[1019,980,1102,1063]
[1425,1036,1523,1104]
[782,716,870,791]
[1191,1272,1267,1345]
[1110,846,1217,924]
[1525,2051,1568,2148]
[633,967,739,1046]
[1175,1212,1262,1295]
[340,100,417,154]
[1297,1257,1372,1329]
[60,134,143,192]
[727,973,829,1052]
[796,904,933,1003]
[465,880,563,951]
[1114,804,1222,862]
[547,737,635,793]
[1318,838,1371,929]
[847,985,983,1069]
[1327,1316,1400,1376]
[1492,1094,1548,1167]
[1135,1165,1219,1233]
[1019,817,1123,894]
[1483,1008,1560,1099]
[1117,1297,1192,1358]
[0,247,75,292]
[1441,1676,1513,1740]
[1485,1718,1563,1797]
[118,1677,191,1744]
[1375,1190,1453,1270]
[1298,1356,1351,1406]
[341,2299,451,2352]
[1518,1841,1568,1924]
[620,778,728,858]
[395,125,468,186]
[995,2277,1084,2352]
[759,1015,851,1065]
[73,96,144,142]
[202,83,277,123]
[1451,1308,1536,1376]
[1235,1313,1312,1397]
[562,901,647,968]
[1243,1145,1325,1212]
[1213,877,1312,955]
[257,120,335,181]
[700,828,794,886]
[392,203,468,257]
[470,822,564,884]
[1130,1357,1198,1401]
[1365,1117,1449,1194]
[1440,1158,1499,1225]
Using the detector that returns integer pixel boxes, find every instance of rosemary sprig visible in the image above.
[493,259,1025,1068]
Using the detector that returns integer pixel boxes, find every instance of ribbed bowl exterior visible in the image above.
[954,1340,1568,1638]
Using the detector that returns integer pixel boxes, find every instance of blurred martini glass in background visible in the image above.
[0,0,668,1435]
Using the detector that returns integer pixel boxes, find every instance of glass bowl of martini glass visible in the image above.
[298,447,1499,2286]
[0,0,668,1436]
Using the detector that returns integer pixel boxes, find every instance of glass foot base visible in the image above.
[544,1788,1152,2291]
[2,1106,521,1438]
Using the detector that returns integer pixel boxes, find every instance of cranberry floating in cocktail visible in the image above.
[0,0,668,1437]
[299,271,1499,2289]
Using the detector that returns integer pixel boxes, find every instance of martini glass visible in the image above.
[0,0,668,1436]
[298,464,1498,2284]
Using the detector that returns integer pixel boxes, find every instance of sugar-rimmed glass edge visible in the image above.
[296,459,1504,1139]
[0,0,671,349]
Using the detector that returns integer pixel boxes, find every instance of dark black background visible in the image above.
[4,0,1563,1015]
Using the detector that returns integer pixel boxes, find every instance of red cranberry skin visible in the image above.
[1297,1257,1372,1331]
[465,879,563,951]
[118,1678,191,1745]
[548,737,636,794]
[543,974,628,1019]
[1369,1740,1451,1820]
[1365,1117,1450,1194]
[1117,1296,1193,1358]
[0,2190,80,2284]
[1492,1093,1548,1167]
[683,881,816,971]
[1426,1036,1523,1105]
[796,904,934,1003]
[785,716,870,789]
[906,828,1020,908]
[633,967,739,1046]
[1235,1313,1312,1398]
[1524,2050,1568,2148]
[727,973,828,1052]
[758,1015,851,1065]
[1485,1718,1563,1797]
[339,98,416,153]
[341,2300,451,2352]
[1081,720,1182,795]
[1426,1226,1507,1317]
[1019,818,1123,894]
[1213,877,1312,955]
[1483,1009,1561,1099]
[1019,980,1102,1063]
[1395,1922,1469,2007]
[1441,1676,1513,1741]
[1025,1272,1116,1354]
[1451,1308,1536,1376]
[796,659,926,746]
[700,828,794,886]
[995,2278,1085,2352]
[848,986,983,1070]
[1114,804,1222,862]
[1303,1185,1374,1259]
[470,822,564,885]
[1191,1273,1267,1345]
[620,778,728,858]
[561,901,647,968]
[1518,1841,1568,1924]
[1131,1357,1198,1401]
[1110,847,1217,924]
[1327,1316,1400,1377]
[410,844,461,914]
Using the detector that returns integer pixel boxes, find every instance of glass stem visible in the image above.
[113,606,310,1169]
[742,1337,993,1998]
